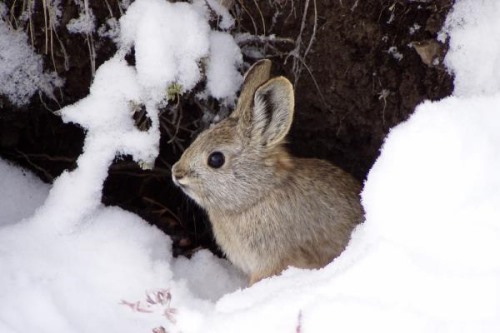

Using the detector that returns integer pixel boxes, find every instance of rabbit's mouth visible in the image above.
[175,182,201,204]
[172,175,195,198]
[173,176,189,190]
[172,176,183,188]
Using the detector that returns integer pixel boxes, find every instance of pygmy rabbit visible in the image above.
[172,60,364,285]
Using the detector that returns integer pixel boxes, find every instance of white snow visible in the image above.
[0,159,49,226]
[98,17,121,43]
[66,0,96,34]
[0,19,63,106]
[1,0,499,332]
[203,0,235,30]
[442,0,500,97]
[387,46,404,61]
[409,23,421,35]
[0,3,7,17]
[206,31,243,102]
[120,0,211,103]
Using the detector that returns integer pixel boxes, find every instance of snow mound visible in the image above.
[0,159,49,226]
[364,95,500,271]
[0,207,171,332]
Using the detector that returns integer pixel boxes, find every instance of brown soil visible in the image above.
[0,0,454,256]
[242,0,454,180]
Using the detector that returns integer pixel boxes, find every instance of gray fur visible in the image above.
[172,60,364,285]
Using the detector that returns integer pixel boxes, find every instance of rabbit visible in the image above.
[172,59,364,285]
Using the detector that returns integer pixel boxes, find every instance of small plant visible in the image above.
[122,289,178,331]
[152,327,167,333]
[121,289,177,321]
[166,83,183,102]
[295,310,302,333]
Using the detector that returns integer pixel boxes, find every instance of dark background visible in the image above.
[0,0,454,256]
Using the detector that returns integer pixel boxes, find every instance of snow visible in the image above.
[66,5,96,34]
[0,3,7,17]
[387,46,403,61]
[203,0,235,30]
[363,95,500,271]
[120,0,211,103]
[442,0,500,97]
[172,250,246,302]
[1,0,500,332]
[206,31,243,101]
[0,159,49,226]
[0,19,63,106]
[98,17,121,43]
[409,23,421,35]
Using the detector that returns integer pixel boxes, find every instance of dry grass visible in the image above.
[8,0,69,74]
[230,0,325,105]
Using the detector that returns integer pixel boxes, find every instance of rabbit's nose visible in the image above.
[171,163,185,184]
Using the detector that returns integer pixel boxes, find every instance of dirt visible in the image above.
[0,0,454,257]
[240,0,454,180]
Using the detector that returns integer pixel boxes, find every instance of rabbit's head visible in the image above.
[172,60,295,212]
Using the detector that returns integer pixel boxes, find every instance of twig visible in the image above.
[252,0,266,35]
[302,0,317,70]
[13,149,54,181]
[295,56,328,110]
[15,152,75,163]
[143,197,181,223]
[234,33,295,45]
[236,0,258,35]
[287,0,318,87]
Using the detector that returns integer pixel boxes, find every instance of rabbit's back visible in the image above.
[209,157,363,281]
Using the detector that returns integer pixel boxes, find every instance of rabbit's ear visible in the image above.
[251,77,294,147]
[232,59,272,124]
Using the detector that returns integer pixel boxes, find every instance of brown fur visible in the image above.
[172,60,364,285]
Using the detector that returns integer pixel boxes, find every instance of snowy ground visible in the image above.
[1,0,500,332]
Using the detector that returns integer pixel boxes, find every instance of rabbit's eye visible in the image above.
[208,151,225,169]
